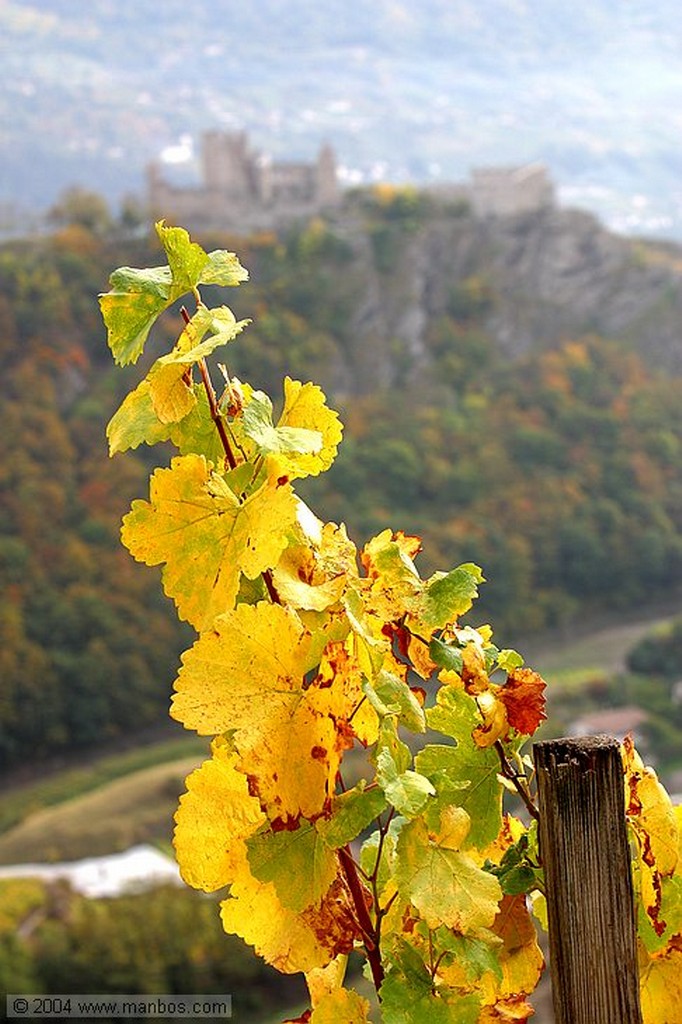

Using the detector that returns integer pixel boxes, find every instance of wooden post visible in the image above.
[533,735,642,1024]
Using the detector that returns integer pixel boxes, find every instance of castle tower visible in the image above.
[315,143,339,206]
[202,131,254,198]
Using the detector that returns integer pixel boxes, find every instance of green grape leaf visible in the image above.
[419,564,483,629]
[380,968,481,1024]
[429,637,464,675]
[200,248,250,287]
[107,377,172,455]
[242,390,323,456]
[373,717,412,775]
[156,221,210,292]
[638,874,682,953]
[395,816,502,932]
[376,748,435,818]
[496,649,524,672]
[247,820,338,912]
[372,670,426,733]
[318,783,388,850]
[413,745,470,798]
[416,716,502,851]
[168,386,227,465]
[422,686,503,848]
[99,223,248,366]
[421,925,503,984]
[360,817,405,896]
[121,453,297,630]
[99,267,172,366]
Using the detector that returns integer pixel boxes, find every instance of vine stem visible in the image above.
[338,845,384,992]
[179,306,281,604]
[494,740,540,821]
[180,307,237,470]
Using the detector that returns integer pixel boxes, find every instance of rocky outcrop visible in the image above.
[335,198,682,393]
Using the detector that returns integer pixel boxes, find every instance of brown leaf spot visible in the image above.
[302,877,363,958]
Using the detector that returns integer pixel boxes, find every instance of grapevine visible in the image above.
[101,222,682,1023]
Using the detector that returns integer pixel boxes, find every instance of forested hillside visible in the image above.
[2,194,681,769]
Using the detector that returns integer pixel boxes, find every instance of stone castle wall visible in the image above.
[148,131,555,231]
[470,164,555,217]
[148,131,340,233]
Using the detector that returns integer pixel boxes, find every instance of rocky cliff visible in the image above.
[325,197,682,395]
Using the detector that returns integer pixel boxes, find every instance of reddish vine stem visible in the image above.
[494,740,540,821]
[180,306,237,470]
[262,569,281,604]
[338,844,384,993]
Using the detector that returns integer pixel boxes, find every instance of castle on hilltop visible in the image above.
[148,130,555,232]
[429,163,555,217]
[469,164,555,216]
[147,131,340,233]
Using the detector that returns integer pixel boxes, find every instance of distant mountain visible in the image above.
[2,0,682,236]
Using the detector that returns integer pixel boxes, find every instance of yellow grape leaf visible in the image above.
[343,587,391,680]
[172,602,355,819]
[236,675,355,820]
[477,996,536,1022]
[472,689,509,750]
[305,954,348,1008]
[273,543,347,612]
[220,871,360,974]
[479,815,527,866]
[624,738,679,875]
[640,943,682,1024]
[623,737,679,934]
[173,737,265,892]
[121,454,297,631]
[484,894,545,1003]
[269,377,343,480]
[310,988,372,1023]
[171,601,312,734]
[315,636,380,747]
[273,519,358,612]
[147,358,197,423]
[460,643,491,696]
[107,377,171,455]
[360,529,424,624]
[408,633,437,680]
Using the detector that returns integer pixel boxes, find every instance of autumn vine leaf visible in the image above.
[102,221,678,1023]
[100,221,247,365]
[121,454,297,631]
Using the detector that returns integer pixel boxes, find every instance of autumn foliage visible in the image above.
[102,223,682,1022]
